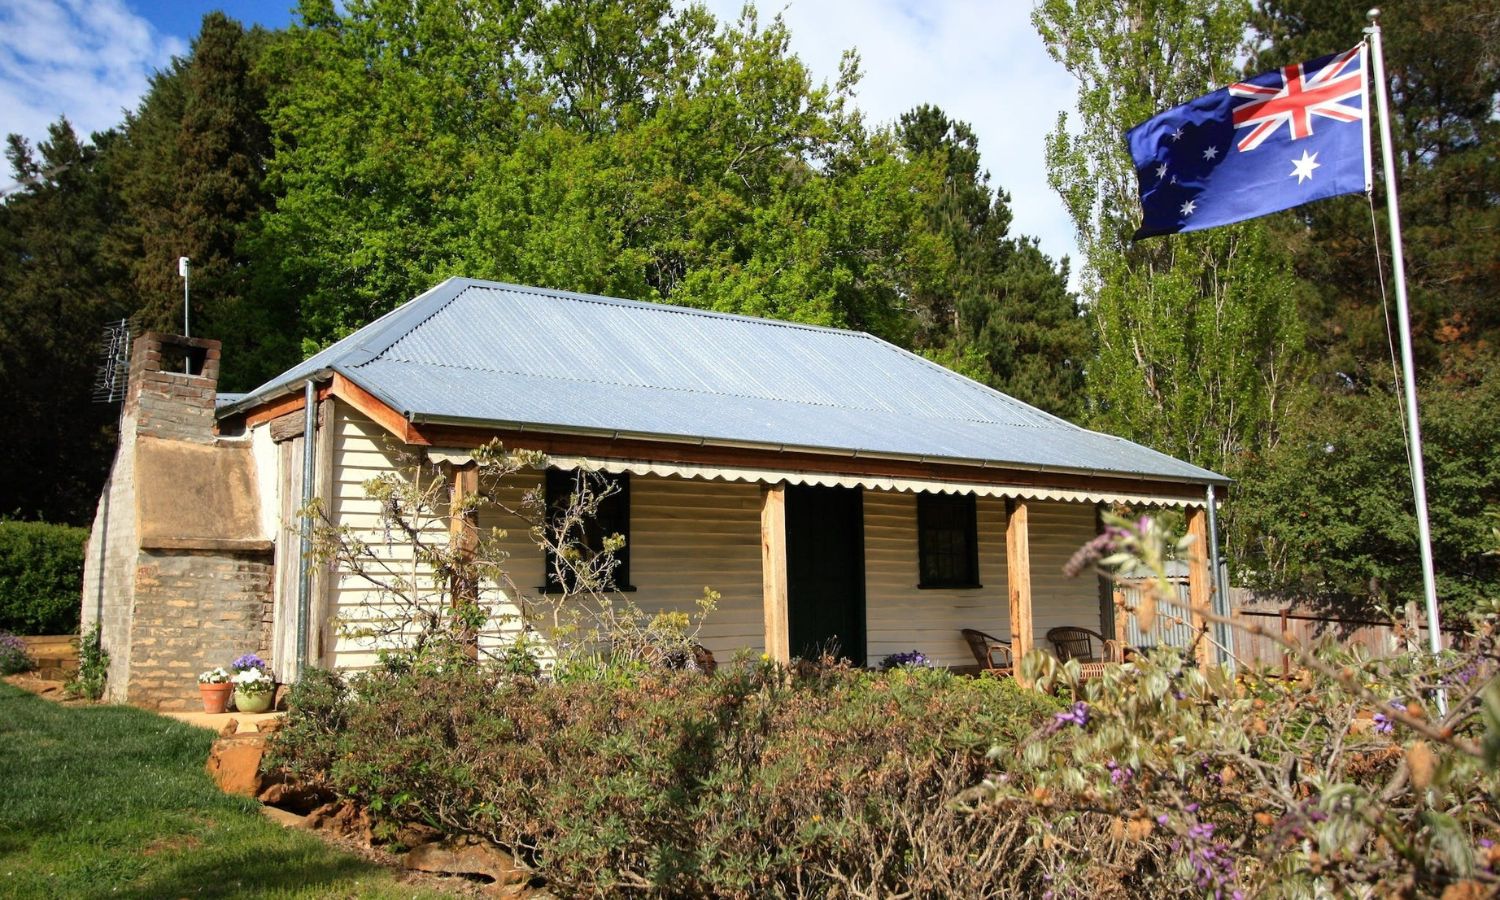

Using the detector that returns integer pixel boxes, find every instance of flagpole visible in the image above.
[1365,10,1446,679]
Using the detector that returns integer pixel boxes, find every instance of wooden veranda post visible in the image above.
[760,483,790,664]
[1006,499,1034,684]
[449,463,480,659]
[1186,505,1213,669]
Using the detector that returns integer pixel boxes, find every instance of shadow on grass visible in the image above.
[120,842,394,900]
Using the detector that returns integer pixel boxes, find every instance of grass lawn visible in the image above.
[0,682,444,899]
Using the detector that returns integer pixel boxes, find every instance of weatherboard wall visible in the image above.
[863,493,1102,668]
[324,405,1102,671]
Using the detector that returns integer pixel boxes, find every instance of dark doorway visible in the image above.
[785,484,866,666]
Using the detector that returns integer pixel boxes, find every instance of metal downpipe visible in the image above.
[1205,484,1233,670]
[296,380,316,679]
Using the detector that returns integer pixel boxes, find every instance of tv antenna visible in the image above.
[92,319,131,404]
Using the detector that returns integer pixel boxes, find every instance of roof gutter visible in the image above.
[407,411,1231,487]
[216,367,337,419]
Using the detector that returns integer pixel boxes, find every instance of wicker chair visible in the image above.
[961,628,1014,675]
[1046,626,1127,665]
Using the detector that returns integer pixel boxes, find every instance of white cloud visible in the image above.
[0,0,185,154]
[695,0,1082,274]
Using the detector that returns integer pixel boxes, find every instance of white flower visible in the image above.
[232,668,272,686]
[197,667,231,684]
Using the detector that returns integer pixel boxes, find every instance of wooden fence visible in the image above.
[1112,580,1455,672]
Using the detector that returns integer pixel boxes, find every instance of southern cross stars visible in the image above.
[1180,199,1197,216]
[1203,146,1220,161]
[1290,150,1321,184]
[1170,127,1185,142]
[1155,162,1168,180]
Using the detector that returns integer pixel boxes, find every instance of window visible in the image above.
[543,469,633,592]
[917,493,980,589]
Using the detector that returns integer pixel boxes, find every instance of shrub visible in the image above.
[269,655,1059,896]
[0,631,33,674]
[976,511,1500,898]
[0,520,87,635]
[66,624,107,700]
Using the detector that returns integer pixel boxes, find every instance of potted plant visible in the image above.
[197,667,232,713]
[229,654,275,713]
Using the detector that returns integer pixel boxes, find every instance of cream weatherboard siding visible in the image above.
[323,405,1102,671]
[327,404,454,671]
[325,409,765,670]
[625,476,766,659]
[863,494,1102,668]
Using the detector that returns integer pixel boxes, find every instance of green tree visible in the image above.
[108,13,292,390]
[897,104,1089,419]
[0,122,130,523]
[1235,353,1500,615]
[257,0,535,349]
[1237,0,1500,610]
[261,1,948,349]
[1034,0,1311,561]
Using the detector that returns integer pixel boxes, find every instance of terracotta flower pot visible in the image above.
[199,682,233,714]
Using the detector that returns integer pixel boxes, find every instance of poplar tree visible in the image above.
[1033,0,1312,562]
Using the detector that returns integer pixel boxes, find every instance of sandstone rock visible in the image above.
[404,837,525,885]
[303,800,340,830]
[204,733,268,797]
[218,718,239,737]
[391,820,443,850]
[255,716,284,734]
[256,779,332,813]
[260,805,309,829]
[305,799,365,837]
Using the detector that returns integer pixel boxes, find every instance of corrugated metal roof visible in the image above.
[225,277,1226,485]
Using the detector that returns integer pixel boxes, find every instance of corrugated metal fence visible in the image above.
[1118,576,1199,651]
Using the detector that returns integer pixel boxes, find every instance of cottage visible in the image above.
[83,277,1228,708]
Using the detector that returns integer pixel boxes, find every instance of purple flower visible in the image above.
[1107,759,1135,785]
[1372,712,1393,734]
[879,650,934,671]
[231,653,271,676]
[1052,701,1089,729]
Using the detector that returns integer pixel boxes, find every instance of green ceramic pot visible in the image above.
[233,688,273,713]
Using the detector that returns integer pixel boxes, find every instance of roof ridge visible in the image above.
[446,277,878,338]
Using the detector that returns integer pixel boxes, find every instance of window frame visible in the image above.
[916,492,981,590]
[541,468,635,593]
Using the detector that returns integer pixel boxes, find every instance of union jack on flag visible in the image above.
[1230,46,1366,152]
[1126,45,1372,239]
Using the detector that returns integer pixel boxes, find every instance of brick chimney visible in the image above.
[128,333,222,443]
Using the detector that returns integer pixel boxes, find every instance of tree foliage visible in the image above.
[0,122,130,523]
[1034,0,1312,558]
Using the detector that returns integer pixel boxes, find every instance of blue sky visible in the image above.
[132,0,296,37]
[0,0,1081,273]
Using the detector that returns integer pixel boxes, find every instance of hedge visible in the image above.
[0,521,87,635]
[269,656,1061,897]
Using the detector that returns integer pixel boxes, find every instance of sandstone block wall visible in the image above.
[128,550,274,710]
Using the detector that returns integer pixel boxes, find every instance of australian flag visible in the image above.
[1128,45,1371,239]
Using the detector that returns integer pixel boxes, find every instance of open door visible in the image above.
[785,484,865,666]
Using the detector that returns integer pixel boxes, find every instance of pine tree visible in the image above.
[0,122,130,523]
[898,104,1089,419]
